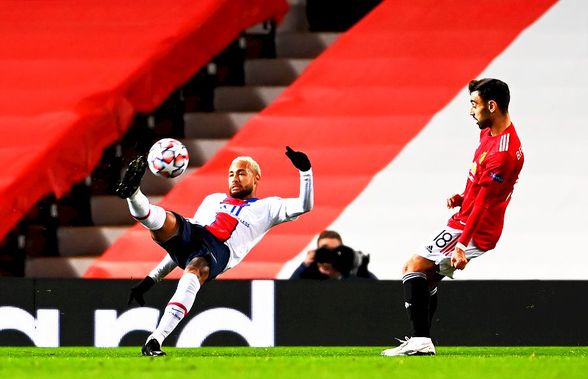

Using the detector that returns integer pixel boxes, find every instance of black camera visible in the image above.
[315,245,373,278]
[314,245,356,274]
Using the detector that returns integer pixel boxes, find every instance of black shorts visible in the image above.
[158,211,230,281]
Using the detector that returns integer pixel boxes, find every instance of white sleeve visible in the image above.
[148,254,177,282]
[281,169,314,220]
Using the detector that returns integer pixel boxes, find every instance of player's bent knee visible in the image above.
[185,257,210,284]
[150,211,180,243]
[404,255,435,274]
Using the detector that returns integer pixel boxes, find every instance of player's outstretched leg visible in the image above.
[116,156,167,231]
[116,156,148,199]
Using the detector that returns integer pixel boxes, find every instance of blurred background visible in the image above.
[1,0,584,281]
[0,0,587,348]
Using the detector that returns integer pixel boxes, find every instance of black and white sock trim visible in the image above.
[402,272,427,283]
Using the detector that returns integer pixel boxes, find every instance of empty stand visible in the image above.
[184,113,254,139]
[0,0,289,277]
[24,0,340,277]
[20,0,567,281]
[85,0,558,280]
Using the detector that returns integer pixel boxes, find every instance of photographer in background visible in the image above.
[290,230,377,280]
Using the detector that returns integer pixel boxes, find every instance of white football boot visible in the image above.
[381,337,436,356]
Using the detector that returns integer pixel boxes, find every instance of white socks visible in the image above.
[126,189,166,230]
[148,273,201,346]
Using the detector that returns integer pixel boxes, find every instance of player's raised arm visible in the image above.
[284,146,314,217]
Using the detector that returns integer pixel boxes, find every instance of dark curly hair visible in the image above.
[469,78,510,113]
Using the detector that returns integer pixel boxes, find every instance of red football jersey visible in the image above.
[448,123,524,250]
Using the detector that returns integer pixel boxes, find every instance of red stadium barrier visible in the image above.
[86,0,556,279]
[0,0,288,243]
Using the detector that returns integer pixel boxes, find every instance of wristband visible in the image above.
[456,242,467,251]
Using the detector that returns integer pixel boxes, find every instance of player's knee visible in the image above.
[150,211,180,242]
[403,256,418,274]
[162,211,180,234]
[404,255,434,274]
[185,257,210,284]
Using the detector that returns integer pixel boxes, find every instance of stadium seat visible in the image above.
[23,0,340,278]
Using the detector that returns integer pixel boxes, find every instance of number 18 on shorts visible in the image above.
[417,227,486,277]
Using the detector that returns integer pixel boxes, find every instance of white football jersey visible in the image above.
[190,170,313,270]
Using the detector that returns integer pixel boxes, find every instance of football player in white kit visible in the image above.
[116,146,313,356]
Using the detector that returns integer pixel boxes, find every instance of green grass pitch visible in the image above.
[1,347,587,379]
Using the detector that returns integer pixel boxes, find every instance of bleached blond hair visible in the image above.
[231,156,261,177]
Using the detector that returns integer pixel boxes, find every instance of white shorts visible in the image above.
[416,226,486,278]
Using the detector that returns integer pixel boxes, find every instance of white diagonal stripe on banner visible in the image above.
[278,1,587,280]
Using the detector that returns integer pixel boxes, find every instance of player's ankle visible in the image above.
[147,333,164,346]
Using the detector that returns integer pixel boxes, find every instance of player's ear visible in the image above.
[488,100,497,113]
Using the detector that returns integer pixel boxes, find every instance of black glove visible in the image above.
[128,276,156,306]
[285,146,311,171]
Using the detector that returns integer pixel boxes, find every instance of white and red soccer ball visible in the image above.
[147,138,189,178]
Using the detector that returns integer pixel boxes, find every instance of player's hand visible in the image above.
[451,247,468,270]
[285,146,311,172]
[128,276,156,306]
[447,194,464,209]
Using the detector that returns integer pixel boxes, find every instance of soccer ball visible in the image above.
[147,138,189,178]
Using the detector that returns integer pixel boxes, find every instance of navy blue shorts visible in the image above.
[158,211,230,281]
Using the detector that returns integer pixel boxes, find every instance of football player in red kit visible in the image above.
[382,78,524,356]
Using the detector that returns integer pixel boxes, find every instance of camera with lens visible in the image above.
[314,245,371,278]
